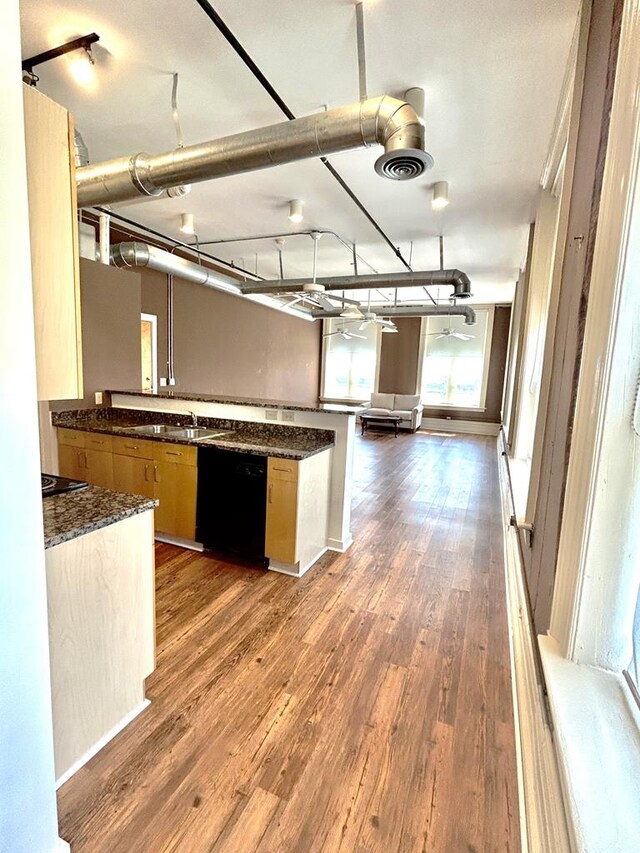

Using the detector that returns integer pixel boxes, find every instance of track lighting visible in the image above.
[288,199,304,224]
[22,33,100,88]
[432,181,449,211]
[180,213,195,235]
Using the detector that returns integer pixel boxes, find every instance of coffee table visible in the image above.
[360,414,402,437]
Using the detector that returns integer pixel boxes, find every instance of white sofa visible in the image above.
[361,392,424,432]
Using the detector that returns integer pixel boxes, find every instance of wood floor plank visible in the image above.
[57,430,520,852]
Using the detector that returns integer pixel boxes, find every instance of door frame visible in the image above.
[141,313,158,394]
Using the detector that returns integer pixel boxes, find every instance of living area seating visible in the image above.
[360,392,424,433]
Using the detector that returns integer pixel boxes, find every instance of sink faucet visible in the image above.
[189,411,198,427]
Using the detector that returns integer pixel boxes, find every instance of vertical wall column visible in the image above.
[0,2,68,851]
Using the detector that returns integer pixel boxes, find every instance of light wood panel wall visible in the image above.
[45,511,155,781]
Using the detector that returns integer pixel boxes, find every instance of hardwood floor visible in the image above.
[57,430,520,852]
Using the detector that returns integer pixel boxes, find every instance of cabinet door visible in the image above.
[23,84,82,401]
[112,454,155,500]
[154,460,197,540]
[265,466,298,564]
[84,448,114,490]
[58,443,86,481]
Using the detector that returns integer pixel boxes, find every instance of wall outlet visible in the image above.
[168,378,176,386]
[265,409,278,420]
[160,377,167,387]
[94,391,103,405]
[281,410,295,422]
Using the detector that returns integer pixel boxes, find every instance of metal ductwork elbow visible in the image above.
[76,96,433,208]
[372,99,433,180]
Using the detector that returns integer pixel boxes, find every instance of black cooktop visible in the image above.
[41,473,88,498]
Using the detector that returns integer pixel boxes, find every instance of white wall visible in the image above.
[0,3,65,851]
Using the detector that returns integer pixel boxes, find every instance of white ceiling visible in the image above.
[19,0,578,307]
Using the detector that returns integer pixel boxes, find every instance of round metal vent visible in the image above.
[374,148,434,180]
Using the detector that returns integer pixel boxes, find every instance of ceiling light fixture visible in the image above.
[68,46,96,86]
[288,199,304,224]
[22,32,100,87]
[180,213,195,235]
[432,181,449,211]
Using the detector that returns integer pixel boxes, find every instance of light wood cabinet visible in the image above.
[112,453,155,501]
[58,442,86,481]
[265,460,299,564]
[265,451,331,576]
[23,84,82,401]
[111,438,197,540]
[57,429,113,489]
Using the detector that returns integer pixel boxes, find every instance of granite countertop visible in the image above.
[43,486,157,549]
[108,388,365,415]
[52,408,335,460]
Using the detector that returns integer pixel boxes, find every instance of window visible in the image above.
[419,309,492,408]
[628,583,640,696]
[322,319,378,400]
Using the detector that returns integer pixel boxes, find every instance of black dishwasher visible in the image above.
[196,447,268,564]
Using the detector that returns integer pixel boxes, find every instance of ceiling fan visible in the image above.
[428,326,475,341]
[357,290,398,332]
[276,232,365,316]
[323,326,366,340]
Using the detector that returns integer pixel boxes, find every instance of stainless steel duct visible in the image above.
[76,96,433,207]
[110,242,242,294]
[241,269,472,299]
[313,304,477,325]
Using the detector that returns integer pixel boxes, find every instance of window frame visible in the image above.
[415,305,495,411]
[320,318,382,402]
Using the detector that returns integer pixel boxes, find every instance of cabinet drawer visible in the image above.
[268,458,299,482]
[57,428,84,448]
[112,435,154,460]
[84,432,113,452]
[153,442,197,467]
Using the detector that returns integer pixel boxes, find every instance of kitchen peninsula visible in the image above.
[53,396,343,576]
[107,389,361,553]
[43,485,156,785]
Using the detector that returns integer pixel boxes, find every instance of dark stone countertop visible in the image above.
[52,408,335,460]
[43,486,157,550]
[107,389,365,415]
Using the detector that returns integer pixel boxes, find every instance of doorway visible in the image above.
[141,313,158,393]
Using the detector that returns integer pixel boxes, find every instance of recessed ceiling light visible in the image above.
[288,199,303,224]
[432,181,449,211]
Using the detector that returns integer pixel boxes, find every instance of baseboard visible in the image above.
[326,534,353,552]
[420,417,500,436]
[497,442,571,852]
[155,533,203,551]
[55,699,151,789]
[268,547,329,578]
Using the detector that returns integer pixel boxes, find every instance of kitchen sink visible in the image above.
[130,423,177,434]
[167,427,234,441]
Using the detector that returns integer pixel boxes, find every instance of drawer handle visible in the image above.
[273,466,292,472]
[154,464,159,483]
[144,463,149,482]
[166,451,182,457]
[124,443,138,450]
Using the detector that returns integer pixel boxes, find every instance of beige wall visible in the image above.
[377,308,511,423]
[50,258,143,411]
[139,267,321,402]
[378,317,421,395]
